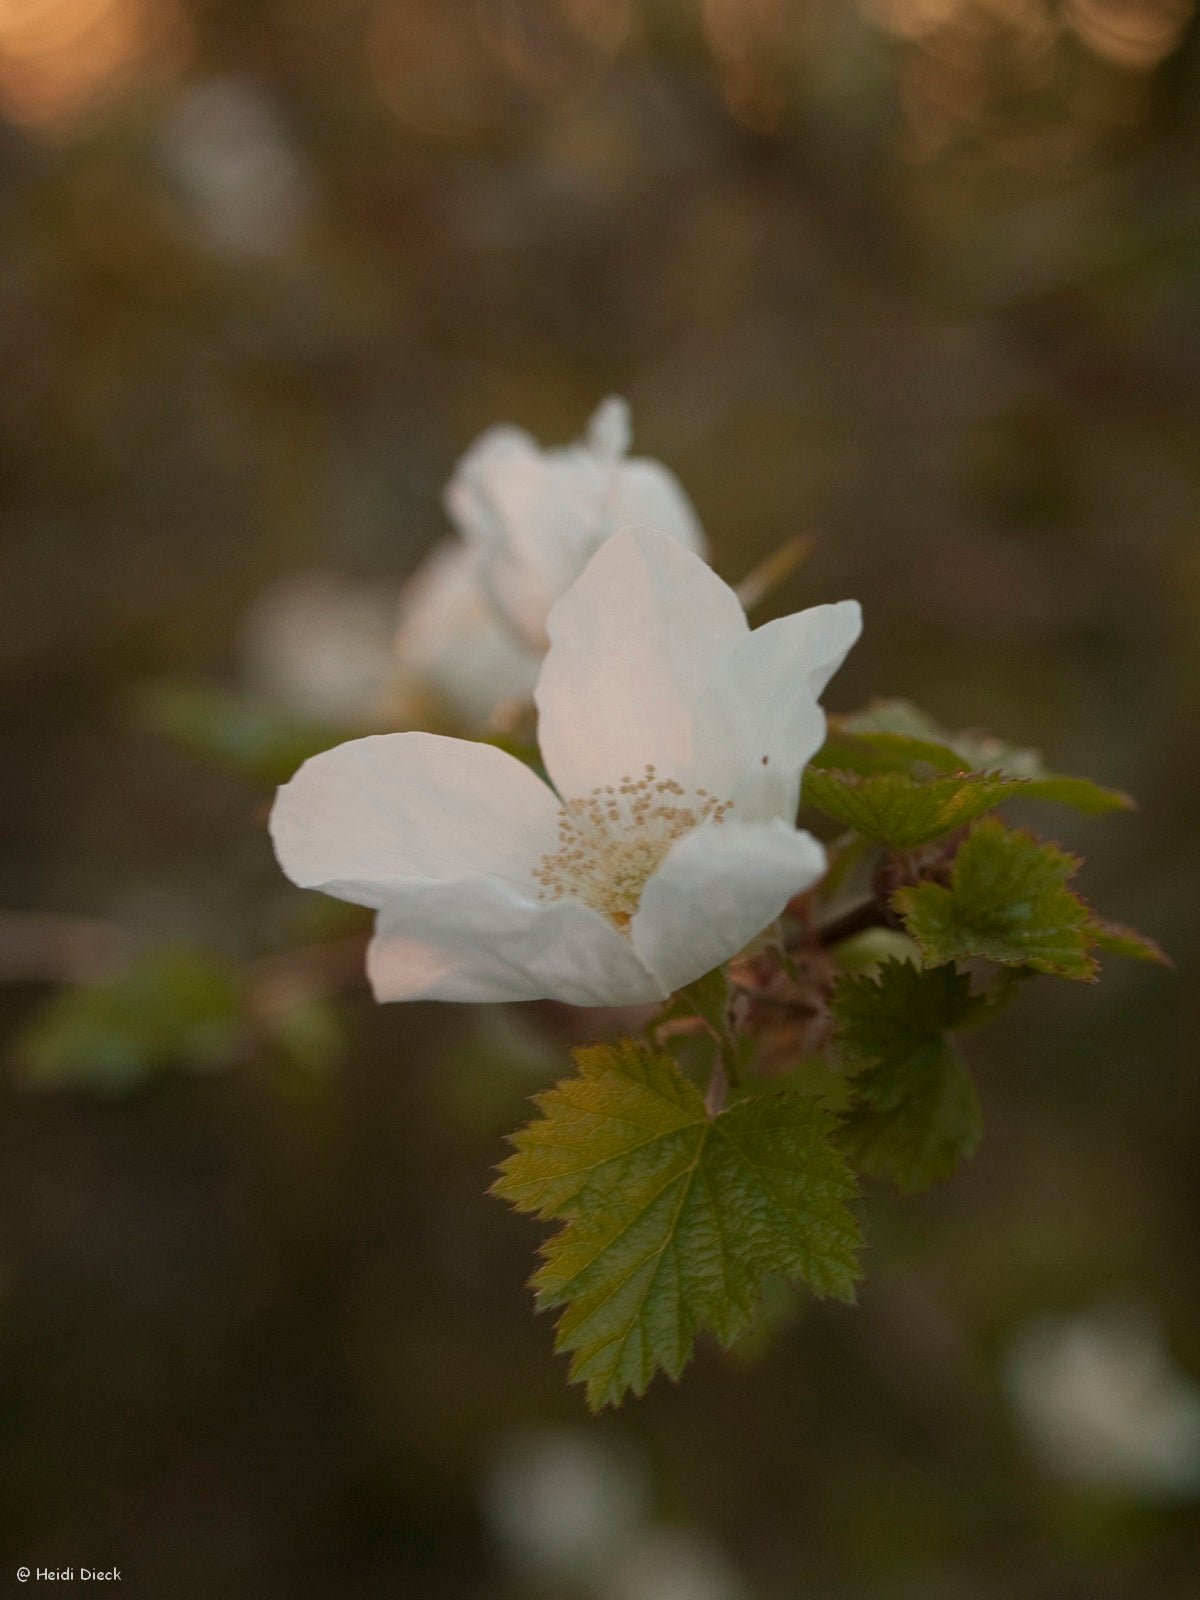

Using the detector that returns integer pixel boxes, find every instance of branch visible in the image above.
[795,897,899,951]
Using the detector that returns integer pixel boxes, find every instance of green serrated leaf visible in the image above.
[810,728,965,776]
[1016,775,1133,816]
[738,1055,856,1111]
[833,960,982,1192]
[838,699,966,745]
[839,700,1048,774]
[1086,916,1171,967]
[802,768,1022,850]
[895,819,1097,981]
[494,1040,862,1410]
[834,958,981,1056]
[826,701,1131,815]
[841,1043,981,1193]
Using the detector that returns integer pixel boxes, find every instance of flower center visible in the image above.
[534,764,733,930]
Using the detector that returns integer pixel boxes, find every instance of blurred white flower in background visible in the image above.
[158,75,316,259]
[481,1430,751,1600]
[270,528,860,1006]
[391,393,708,728]
[241,573,397,727]
[1004,1300,1200,1499]
[445,395,706,650]
[481,1427,650,1587]
[243,398,706,735]
[598,1527,748,1600]
[391,540,541,729]
[241,560,535,735]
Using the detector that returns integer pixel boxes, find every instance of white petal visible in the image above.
[443,408,707,651]
[393,541,540,726]
[612,460,706,557]
[242,574,396,725]
[269,733,560,908]
[442,425,538,551]
[367,880,664,1005]
[592,396,705,554]
[700,601,862,822]
[782,599,863,698]
[451,435,601,652]
[587,395,631,460]
[535,526,747,800]
[631,819,826,996]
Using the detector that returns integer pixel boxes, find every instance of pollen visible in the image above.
[534,764,733,931]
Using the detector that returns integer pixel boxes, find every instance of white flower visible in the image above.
[481,1428,649,1586]
[158,77,316,260]
[270,527,860,1007]
[392,540,541,727]
[598,1527,746,1600]
[445,396,706,651]
[242,573,398,725]
[1004,1301,1200,1499]
[388,398,702,730]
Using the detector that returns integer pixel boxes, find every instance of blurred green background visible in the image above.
[1,1,1198,1595]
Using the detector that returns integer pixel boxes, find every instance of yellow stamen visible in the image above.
[534,763,733,931]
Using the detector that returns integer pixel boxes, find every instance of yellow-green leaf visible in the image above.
[895,820,1097,981]
[802,768,1022,850]
[494,1040,862,1410]
[833,960,983,1192]
[1087,916,1171,967]
[821,701,1131,815]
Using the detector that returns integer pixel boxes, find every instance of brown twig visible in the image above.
[704,1056,729,1117]
[736,534,815,613]
[808,897,899,949]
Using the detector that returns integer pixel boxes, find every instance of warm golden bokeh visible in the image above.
[0,0,187,128]
[1066,0,1193,67]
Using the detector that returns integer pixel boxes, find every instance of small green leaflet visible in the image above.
[835,958,982,1058]
[802,768,1022,850]
[813,700,1132,816]
[810,729,967,777]
[834,960,983,1193]
[895,819,1097,981]
[843,1049,981,1195]
[493,1040,862,1410]
[1086,916,1171,967]
[1017,775,1134,816]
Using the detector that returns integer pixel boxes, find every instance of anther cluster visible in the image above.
[535,764,733,929]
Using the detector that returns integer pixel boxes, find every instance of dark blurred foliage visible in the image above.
[1,2,1199,1595]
